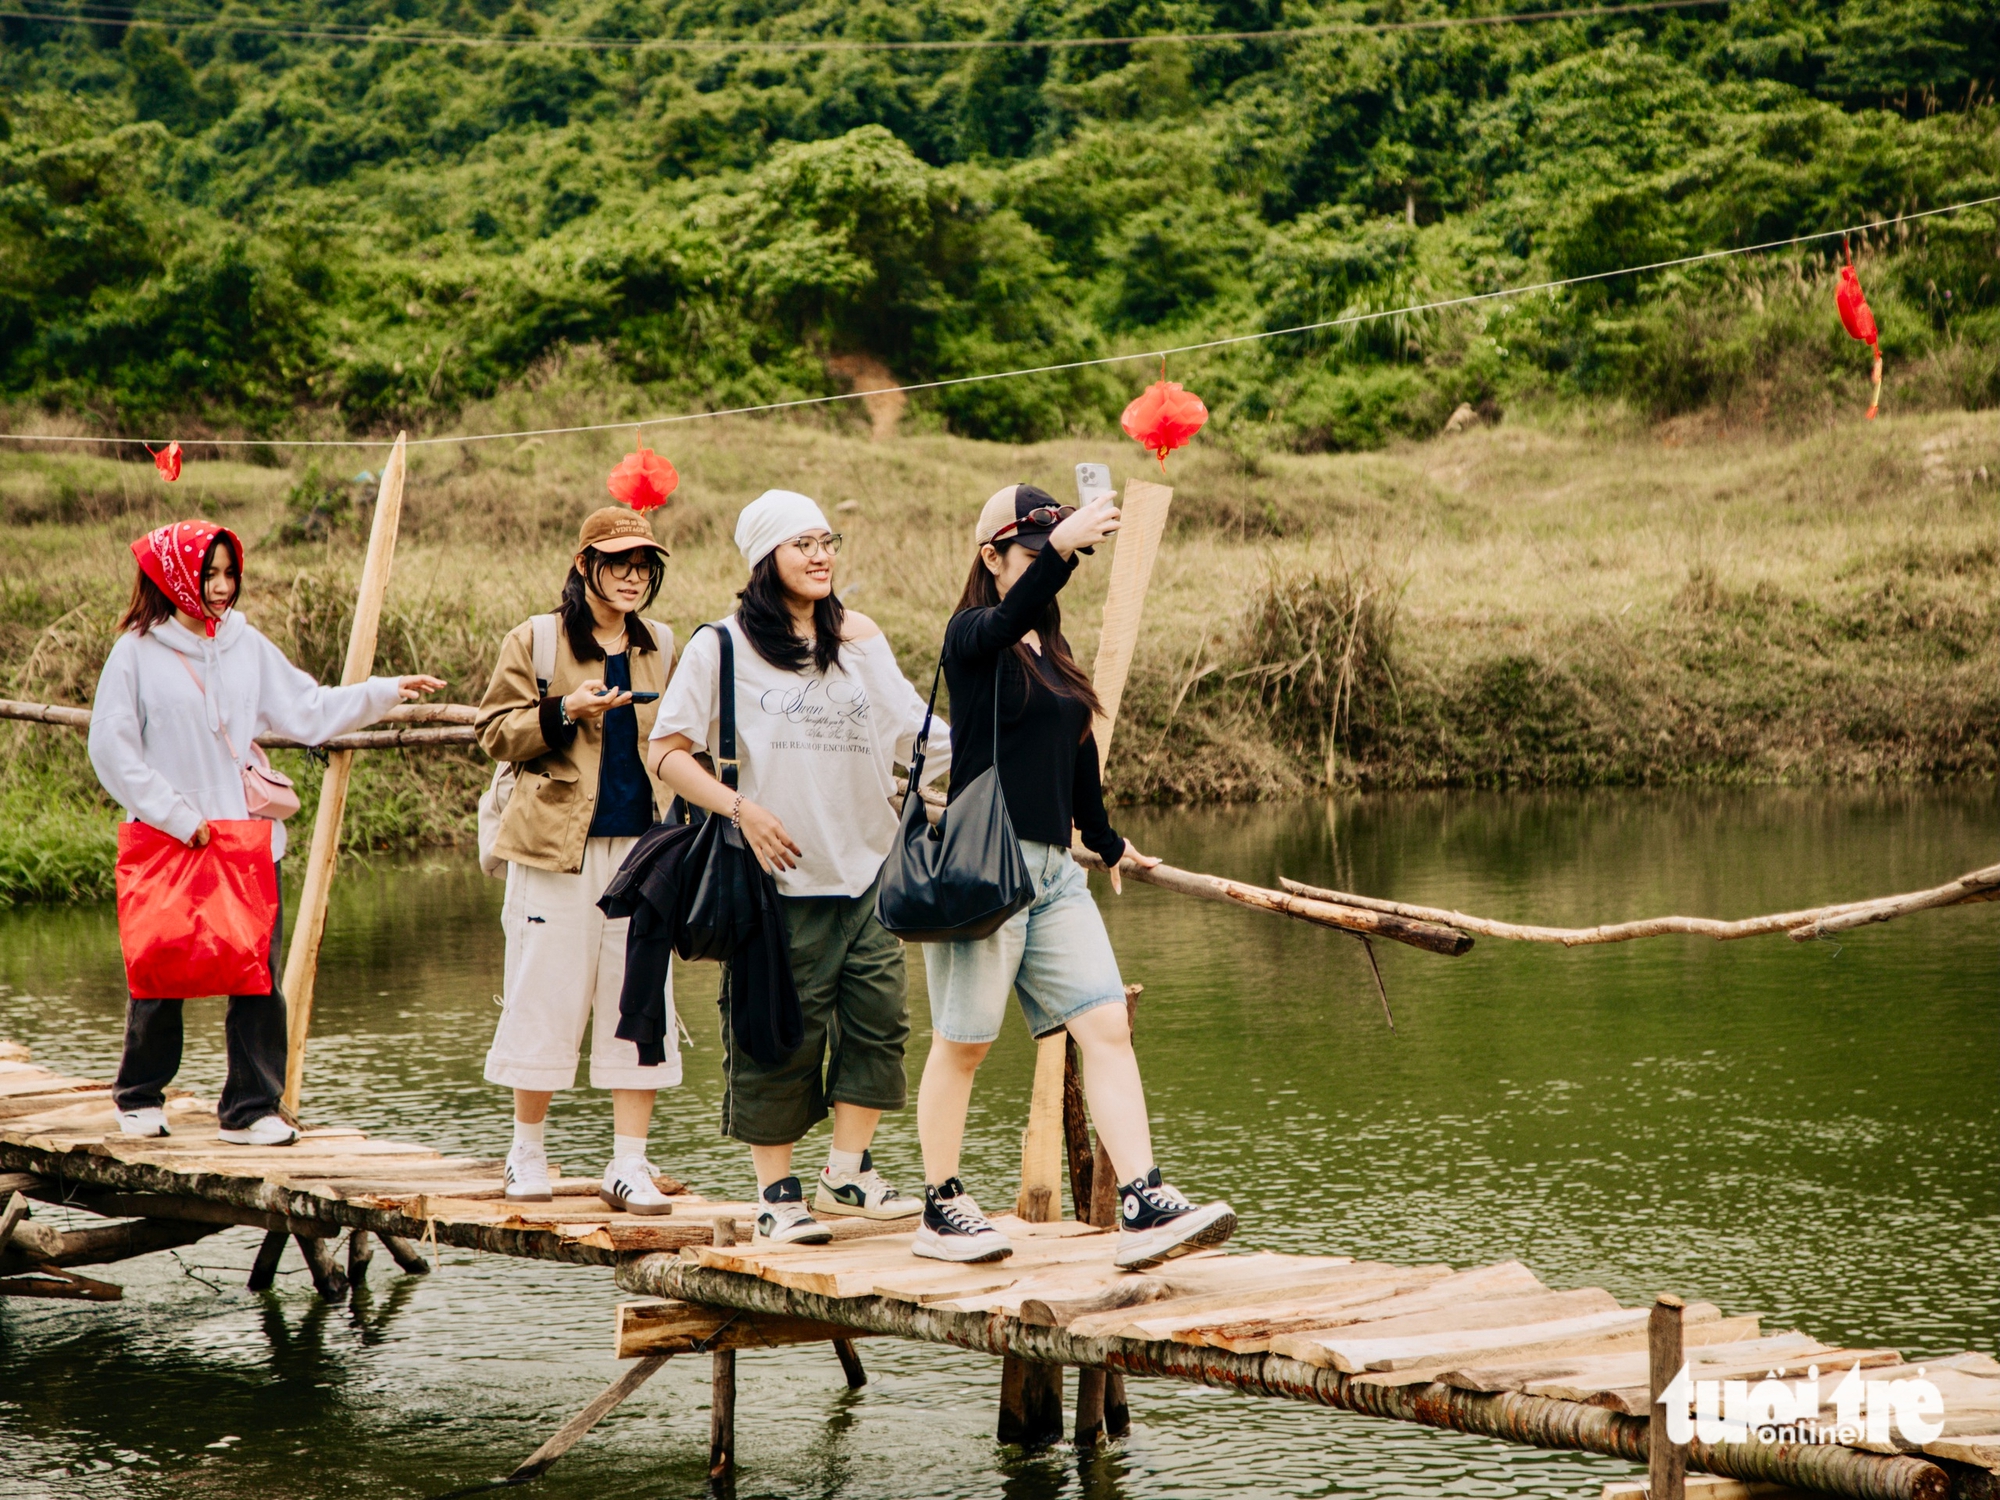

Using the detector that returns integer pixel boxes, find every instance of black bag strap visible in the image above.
[903,639,1003,810]
[691,621,738,791]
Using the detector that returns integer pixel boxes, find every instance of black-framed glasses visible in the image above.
[991,505,1075,542]
[598,554,660,579]
[787,533,844,558]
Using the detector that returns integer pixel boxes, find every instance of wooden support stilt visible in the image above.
[247,1228,287,1291]
[345,1225,374,1291]
[710,1348,736,1480]
[832,1337,866,1389]
[281,431,409,1117]
[1650,1294,1687,1500]
[375,1232,431,1274]
[0,1190,28,1253]
[293,1232,348,1302]
[509,1354,671,1483]
[710,1218,737,1481]
[0,1265,123,1300]
[1088,985,1143,1439]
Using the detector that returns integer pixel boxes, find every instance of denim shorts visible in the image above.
[922,841,1127,1044]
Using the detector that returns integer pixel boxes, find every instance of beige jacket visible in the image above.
[476,616,675,874]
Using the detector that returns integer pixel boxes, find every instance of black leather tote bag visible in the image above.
[874,654,1034,943]
[673,624,762,963]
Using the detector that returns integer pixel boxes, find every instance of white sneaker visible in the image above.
[505,1145,553,1203]
[217,1114,299,1147]
[598,1156,674,1216]
[814,1150,922,1220]
[754,1177,833,1244]
[116,1107,170,1138]
[913,1178,1013,1264]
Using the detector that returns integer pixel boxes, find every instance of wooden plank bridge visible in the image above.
[4,1039,1996,1500]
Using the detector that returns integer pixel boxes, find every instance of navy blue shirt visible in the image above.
[588,652,654,838]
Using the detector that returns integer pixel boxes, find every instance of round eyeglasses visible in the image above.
[787,533,844,559]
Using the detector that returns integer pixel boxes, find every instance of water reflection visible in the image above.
[2,788,1995,1499]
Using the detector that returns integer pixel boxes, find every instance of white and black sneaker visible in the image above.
[913,1178,1013,1263]
[1114,1168,1236,1269]
[755,1176,833,1245]
[599,1155,674,1216]
[504,1144,553,1203]
[815,1150,922,1220]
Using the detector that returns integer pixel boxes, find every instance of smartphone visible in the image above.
[627,691,659,703]
[1074,462,1115,506]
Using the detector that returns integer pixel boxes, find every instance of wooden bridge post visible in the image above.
[1077,985,1142,1443]
[246,1228,287,1291]
[281,432,408,1117]
[710,1218,738,1482]
[1649,1293,1687,1500]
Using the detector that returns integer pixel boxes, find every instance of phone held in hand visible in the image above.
[1075,462,1114,506]
[627,691,660,703]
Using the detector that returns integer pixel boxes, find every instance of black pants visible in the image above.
[113,874,286,1131]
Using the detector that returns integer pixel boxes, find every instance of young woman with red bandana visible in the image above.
[87,521,443,1146]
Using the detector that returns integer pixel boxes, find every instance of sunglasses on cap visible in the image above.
[989,504,1075,544]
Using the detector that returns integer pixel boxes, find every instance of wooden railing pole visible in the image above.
[280,433,408,1116]
[1649,1293,1687,1500]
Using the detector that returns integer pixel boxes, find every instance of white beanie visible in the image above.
[735,489,832,569]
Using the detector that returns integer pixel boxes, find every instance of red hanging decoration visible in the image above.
[147,442,183,482]
[605,440,679,511]
[1836,251,1883,420]
[1120,376,1208,469]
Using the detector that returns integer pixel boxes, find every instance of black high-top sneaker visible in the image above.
[755,1176,833,1245]
[912,1177,1014,1263]
[1114,1168,1236,1269]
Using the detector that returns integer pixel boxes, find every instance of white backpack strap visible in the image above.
[529,614,558,694]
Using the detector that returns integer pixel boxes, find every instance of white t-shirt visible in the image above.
[652,618,951,899]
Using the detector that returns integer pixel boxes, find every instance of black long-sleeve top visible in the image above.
[940,543,1125,869]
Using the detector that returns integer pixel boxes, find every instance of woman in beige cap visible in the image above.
[476,506,680,1213]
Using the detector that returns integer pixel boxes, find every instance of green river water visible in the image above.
[2,789,1996,1500]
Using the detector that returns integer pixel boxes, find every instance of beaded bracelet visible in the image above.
[729,794,743,829]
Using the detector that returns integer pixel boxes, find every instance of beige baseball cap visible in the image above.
[975,483,1072,551]
[578,506,669,557]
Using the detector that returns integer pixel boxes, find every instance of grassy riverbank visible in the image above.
[3,400,1996,902]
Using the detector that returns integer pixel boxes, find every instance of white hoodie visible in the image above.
[88,611,405,860]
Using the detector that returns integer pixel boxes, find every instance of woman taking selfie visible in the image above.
[651,489,949,1244]
[914,484,1236,1268]
[89,520,443,1146]
[478,506,678,1212]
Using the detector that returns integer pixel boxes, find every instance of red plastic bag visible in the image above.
[116,820,279,1000]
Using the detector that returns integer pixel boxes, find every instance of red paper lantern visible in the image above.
[147,442,183,482]
[1836,259,1883,420]
[606,444,679,511]
[1121,379,1208,468]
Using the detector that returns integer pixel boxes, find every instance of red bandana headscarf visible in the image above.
[131,520,243,637]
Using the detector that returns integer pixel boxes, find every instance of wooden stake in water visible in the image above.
[281,433,408,1116]
[1649,1293,1687,1500]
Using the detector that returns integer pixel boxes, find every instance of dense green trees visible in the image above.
[2,0,1995,444]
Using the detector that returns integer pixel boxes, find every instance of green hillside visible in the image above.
[3,0,1997,447]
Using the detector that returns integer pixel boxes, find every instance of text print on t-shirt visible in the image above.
[760,677,875,755]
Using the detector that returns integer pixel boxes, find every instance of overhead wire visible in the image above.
[0,0,1732,52]
[3,194,1995,454]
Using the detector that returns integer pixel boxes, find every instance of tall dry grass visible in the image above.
[3,396,1996,901]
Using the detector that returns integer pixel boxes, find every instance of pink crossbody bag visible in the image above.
[176,654,303,821]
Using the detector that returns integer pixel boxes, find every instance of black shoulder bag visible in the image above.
[874,650,1034,943]
[673,623,762,963]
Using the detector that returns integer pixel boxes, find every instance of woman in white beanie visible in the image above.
[649,490,951,1244]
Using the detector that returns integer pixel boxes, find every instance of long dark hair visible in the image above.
[558,547,664,662]
[737,552,845,675]
[954,543,1102,730]
[120,533,241,634]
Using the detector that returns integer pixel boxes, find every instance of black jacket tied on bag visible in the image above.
[600,624,804,1068]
